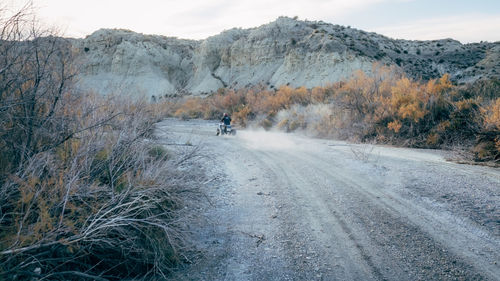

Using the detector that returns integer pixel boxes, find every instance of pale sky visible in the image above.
[5,0,500,43]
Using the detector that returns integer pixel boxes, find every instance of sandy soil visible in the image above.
[157,119,500,281]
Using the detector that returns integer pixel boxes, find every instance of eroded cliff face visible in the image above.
[73,29,198,97]
[73,17,499,97]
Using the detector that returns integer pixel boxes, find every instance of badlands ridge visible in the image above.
[72,17,500,97]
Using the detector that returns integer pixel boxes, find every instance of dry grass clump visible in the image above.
[0,5,204,279]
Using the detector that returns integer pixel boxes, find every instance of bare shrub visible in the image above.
[0,4,205,279]
[0,95,204,279]
[350,144,376,163]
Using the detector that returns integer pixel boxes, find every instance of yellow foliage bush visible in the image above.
[277,118,290,130]
[260,118,273,130]
[391,78,428,122]
[483,98,500,130]
[387,120,402,133]
[436,120,451,132]
[174,97,205,119]
[233,106,252,126]
[426,133,439,146]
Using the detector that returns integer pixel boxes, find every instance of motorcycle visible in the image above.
[216,123,236,136]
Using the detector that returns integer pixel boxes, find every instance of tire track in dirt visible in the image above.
[251,149,384,280]
[251,146,495,280]
[302,151,500,280]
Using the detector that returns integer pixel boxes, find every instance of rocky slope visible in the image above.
[72,17,500,97]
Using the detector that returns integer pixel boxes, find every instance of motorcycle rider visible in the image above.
[220,113,232,133]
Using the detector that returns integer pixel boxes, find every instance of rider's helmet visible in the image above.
[224,113,228,117]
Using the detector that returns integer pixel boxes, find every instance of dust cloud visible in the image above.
[236,130,301,151]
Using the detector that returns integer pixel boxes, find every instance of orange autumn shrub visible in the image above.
[172,64,498,161]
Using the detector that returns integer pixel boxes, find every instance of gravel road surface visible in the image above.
[158,119,499,281]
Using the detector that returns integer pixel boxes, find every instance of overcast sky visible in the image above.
[5,0,500,43]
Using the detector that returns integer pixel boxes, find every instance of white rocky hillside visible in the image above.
[73,17,500,98]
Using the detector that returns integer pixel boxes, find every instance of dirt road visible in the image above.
[158,119,500,281]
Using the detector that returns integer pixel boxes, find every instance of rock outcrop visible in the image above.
[73,17,500,97]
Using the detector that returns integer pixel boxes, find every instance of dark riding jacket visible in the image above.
[221,116,231,125]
